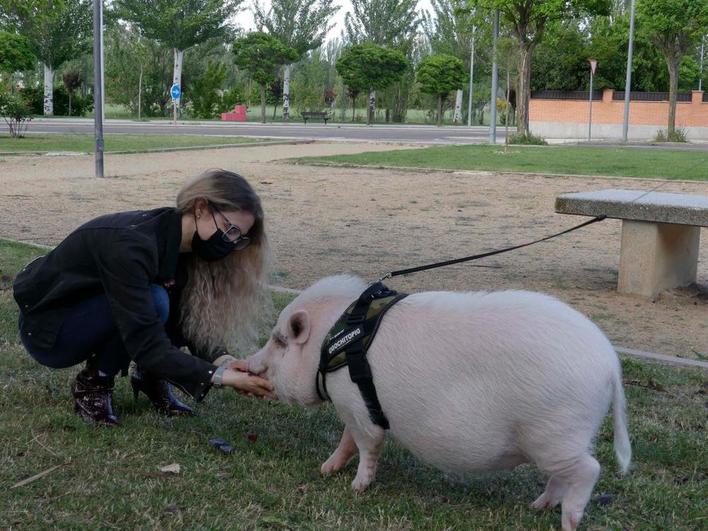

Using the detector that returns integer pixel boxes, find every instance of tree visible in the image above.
[467,0,611,135]
[638,0,708,136]
[253,0,338,119]
[344,0,420,122]
[62,69,81,115]
[0,31,35,73]
[0,90,32,137]
[423,0,480,122]
[115,0,240,116]
[233,32,298,123]
[417,54,467,125]
[1,0,91,116]
[336,43,408,124]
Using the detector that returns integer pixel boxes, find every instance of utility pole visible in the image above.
[467,33,475,127]
[588,59,597,142]
[489,11,499,144]
[93,0,104,178]
[622,0,636,143]
[699,36,705,91]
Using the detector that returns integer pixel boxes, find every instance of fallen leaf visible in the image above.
[159,463,181,475]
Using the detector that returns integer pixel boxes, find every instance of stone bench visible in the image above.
[555,189,708,298]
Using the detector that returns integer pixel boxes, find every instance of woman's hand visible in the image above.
[221,368,275,399]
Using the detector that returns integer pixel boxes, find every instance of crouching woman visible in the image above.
[13,169,274,426]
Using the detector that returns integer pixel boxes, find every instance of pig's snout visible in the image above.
[246,351,267,376]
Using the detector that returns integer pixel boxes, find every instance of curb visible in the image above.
[0,139,315,157]
[294,160,708,185]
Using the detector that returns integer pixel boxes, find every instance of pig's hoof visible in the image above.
[320,459,344,475]
[351,476,372,492]
[531,492,561,510]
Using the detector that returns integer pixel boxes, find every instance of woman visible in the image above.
[13,169,274,426]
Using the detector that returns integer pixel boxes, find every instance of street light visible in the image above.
[588,58,597,142]
[93,0,104,178]
[488,10,499,144]
[622,0,636,143]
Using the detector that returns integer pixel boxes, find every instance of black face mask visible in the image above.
[192,229,236,262]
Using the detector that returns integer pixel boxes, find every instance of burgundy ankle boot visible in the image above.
[130,370,194,416]
[71,368,120,426]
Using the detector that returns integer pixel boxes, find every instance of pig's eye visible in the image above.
[273,334,287,348]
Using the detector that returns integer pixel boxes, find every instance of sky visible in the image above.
[236,0,435,43]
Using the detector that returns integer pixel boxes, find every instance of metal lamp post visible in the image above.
[587,58,597,142]
[93,0,104,178]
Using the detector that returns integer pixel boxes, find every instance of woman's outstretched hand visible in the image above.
[221,367,275,399]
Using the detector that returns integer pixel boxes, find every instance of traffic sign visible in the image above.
[170,83,181,100]
[588,58,597,75]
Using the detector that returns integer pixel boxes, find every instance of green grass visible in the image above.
[1,239,706,529]
[0,134,268,154]
[298,144,708,180]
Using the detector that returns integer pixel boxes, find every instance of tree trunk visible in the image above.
[437,94,443,126]
[666,55,679,136]
[43,63,53,116]
[367,89,375,125]
[260,84,267,123]
[283,64,291,120]
[351,93,356,122]
[68,93,72,116]
[453,89,463,123]
[173,48,184,118]
[516,42,535,136]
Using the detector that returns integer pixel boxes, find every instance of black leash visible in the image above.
[380,215,607,280]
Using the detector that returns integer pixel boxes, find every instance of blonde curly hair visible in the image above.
[176,169,272,357]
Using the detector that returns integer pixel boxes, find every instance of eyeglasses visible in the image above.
[211,206,251,250]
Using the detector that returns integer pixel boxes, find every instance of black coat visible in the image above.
[13,207,217,400]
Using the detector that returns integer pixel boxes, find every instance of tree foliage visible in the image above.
[344,0,420,48]
[114,0,240,51]
[0,30,35,72]
[253,0,338,56]
[0,0,91,69]
[336,43,409,93]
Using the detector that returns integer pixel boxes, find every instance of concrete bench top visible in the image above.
[555,189,708,227]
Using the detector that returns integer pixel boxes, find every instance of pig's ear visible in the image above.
[289,310,311,345]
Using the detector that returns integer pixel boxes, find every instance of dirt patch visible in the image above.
[0,142,706,360]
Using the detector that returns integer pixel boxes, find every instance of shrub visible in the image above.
[508,132,547,145]
[0,91,33,137]
[654,128,687,142]
[21,85,94,116]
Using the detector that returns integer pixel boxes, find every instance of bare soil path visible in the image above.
[1,142,705,359]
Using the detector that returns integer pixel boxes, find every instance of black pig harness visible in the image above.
[317,282,407,429]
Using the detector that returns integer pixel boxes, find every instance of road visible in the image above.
[27,118,499,145]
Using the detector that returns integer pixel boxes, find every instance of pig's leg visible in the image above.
[321,426,358,475]
[559,454,600,531]
[349,425,385,492]
[530,475,566,510]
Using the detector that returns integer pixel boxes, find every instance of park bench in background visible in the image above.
[556,189,708,298]
[301,111,330,125]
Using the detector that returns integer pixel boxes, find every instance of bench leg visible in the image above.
[618,220,700,298]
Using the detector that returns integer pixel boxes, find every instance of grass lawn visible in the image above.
[298,144,708,181]
[1,239,706,529]
[0,134,268,154]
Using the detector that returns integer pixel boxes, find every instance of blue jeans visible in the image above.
[19,284,169,377]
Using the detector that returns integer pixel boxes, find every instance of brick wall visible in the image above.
[530,89,707,127]
[529,88,708,140]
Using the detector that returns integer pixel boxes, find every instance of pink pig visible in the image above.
[247,275,631,531]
